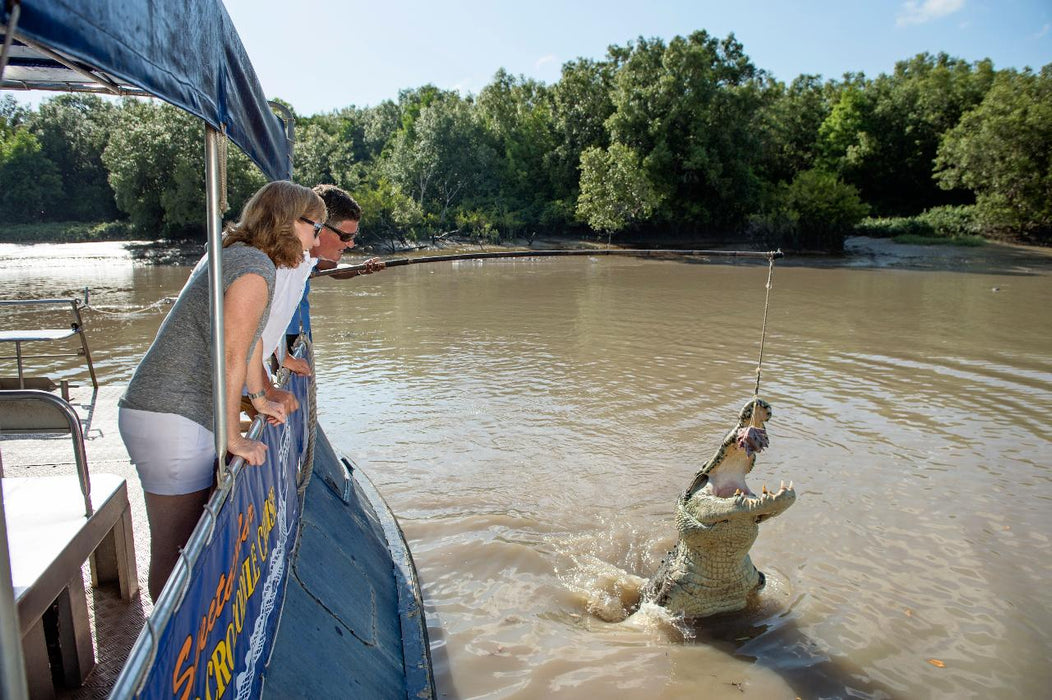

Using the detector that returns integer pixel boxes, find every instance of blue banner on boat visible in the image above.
[138,373,309,700]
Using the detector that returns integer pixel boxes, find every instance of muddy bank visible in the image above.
[104,235,1052,276]
[837,236,1052,275]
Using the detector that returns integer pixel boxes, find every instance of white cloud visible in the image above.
[897,0,966,26]
[535,54,557,70]
[1036,23,1050,39]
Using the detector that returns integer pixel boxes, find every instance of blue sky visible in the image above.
[14,0,1052,114]
[219,0,1050,115]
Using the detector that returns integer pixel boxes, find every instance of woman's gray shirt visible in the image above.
[120,243,275,432]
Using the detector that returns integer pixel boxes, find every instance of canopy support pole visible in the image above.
[205,125,228,476]
[0,1,22,81]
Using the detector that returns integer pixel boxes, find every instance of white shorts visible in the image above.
[118,407,217,495]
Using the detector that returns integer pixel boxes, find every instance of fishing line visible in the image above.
[752,253,776,398]
[313,247,783,278]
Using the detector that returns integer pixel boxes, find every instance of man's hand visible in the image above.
[331,257,385,280]
[361,257,386,274]
[282,355,312,377]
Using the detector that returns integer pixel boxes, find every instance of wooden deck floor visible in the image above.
[1,385,152,698]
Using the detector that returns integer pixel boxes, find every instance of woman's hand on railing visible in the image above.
[228,434,267,465]
[250,395,287,426]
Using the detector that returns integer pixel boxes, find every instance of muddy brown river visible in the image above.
[1,240,1050,699]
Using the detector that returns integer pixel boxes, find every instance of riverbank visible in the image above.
[3,234,1051,277]
[838,235,1052,274]
[0,221,134,243]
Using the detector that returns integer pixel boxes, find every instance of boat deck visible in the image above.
[1,385,151,698]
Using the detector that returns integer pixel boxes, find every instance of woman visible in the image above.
[118,180,326,600]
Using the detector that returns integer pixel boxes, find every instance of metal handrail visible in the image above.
[0,298,98,390]
[110,343,307,698]
[0,390,92,517]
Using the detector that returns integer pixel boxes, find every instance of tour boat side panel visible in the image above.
[262,427,435,699]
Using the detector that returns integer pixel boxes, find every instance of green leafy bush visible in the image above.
[854,216,933,238]
[0,220,135,242]
[749,169,868,251]
[855,206,984,245]
[916,205,979,238]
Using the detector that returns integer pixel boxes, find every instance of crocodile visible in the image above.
[642,397,796,618]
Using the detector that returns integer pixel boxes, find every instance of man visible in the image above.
[282,184,384,374]
[246,184,383,419]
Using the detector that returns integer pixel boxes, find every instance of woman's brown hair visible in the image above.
[223,180,326,268]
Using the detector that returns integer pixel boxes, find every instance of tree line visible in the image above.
[1,30,1049,251]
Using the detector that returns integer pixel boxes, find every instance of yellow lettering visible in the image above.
[209,638,232,699]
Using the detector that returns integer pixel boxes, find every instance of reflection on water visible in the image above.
[2,243,1050,698]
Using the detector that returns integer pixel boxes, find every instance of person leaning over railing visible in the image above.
[282,184,385,363]
[117,180,326,601]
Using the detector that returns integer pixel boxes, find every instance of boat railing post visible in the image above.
[0,476,30,700]
[267,100,296,178]
[205,125,228,474]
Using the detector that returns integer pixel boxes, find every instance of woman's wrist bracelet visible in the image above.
[247,389,266,400]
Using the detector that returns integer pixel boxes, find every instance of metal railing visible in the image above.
[109,342,309,698]
[0,298,98,391]
[0,390,92,516]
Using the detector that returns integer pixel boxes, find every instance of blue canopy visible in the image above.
[0,0,291,181]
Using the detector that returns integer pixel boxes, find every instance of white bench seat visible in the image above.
[0,329,78,343]
[4,473,137,697]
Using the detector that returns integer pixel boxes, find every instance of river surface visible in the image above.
[1,240,1051,699]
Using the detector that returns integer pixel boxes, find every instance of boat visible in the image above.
[0,1,434,698]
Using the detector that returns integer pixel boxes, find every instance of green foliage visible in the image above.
[855,205,982,245]
[383,94,497,228]
[577,143,661,232]
[0,129,63,222]
[853,216,932,238]
[757,75,831,183]
[4,38,1048,251]
[477,70,558,228]
[31,95,120,221]
[353,176,423,243]
[102,100,192,235]
[605,31,766,229]
[455,208,500,242]
[935,66,1052,239]
[0,95,29,141]
[916,205,979,238]
[102,99,265,238]
[749,169,868,251]
[294,119,358,189]
[548,58,615,203]
[817,54,994,215]
[816,87,873,176]
[0,220,134,242]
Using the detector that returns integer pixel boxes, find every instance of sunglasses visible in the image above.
[299,217,324,238]
[300,217,357,243]
[323,221,358,243]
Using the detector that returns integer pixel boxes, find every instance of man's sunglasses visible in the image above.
[300,217,357,243]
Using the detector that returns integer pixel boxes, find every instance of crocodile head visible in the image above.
[643,398,796,618]
[683,398,786,501]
